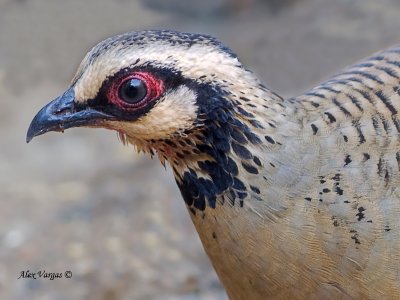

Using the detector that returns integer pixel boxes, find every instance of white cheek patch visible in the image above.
[74,47,127,103]
[110,85,198,140]
[73,42,242,103]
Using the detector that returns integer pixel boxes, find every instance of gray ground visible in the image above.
[1,0,400,299]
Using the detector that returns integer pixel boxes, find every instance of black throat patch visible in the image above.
[173,83,263,213]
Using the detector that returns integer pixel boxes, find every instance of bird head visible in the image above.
[27,30,284,211]
[27,30,242,143]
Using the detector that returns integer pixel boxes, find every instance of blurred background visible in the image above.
[1,0,400,299]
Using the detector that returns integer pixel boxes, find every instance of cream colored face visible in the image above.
[65,32,246,143]
[26,30,254,147]
[108,85,198,141]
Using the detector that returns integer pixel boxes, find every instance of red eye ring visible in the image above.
[108,72,164,111]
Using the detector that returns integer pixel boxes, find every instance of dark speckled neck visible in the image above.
[172,84,266,213]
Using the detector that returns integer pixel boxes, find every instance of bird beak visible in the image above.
[26,88,114,143]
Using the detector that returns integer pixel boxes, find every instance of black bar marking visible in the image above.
[347,94,364,112]
[253,156,262,166]
[376,66,398,78]
[344,70,384,84]
[311,124,318,135]
[381,117,390,134]
[232,142,253,160]
[332,98,352,117]
[264,135,276,144]
[371,115,380,134]
[363,153,370,161]
[344,155,352,166]
[368,55,385,61]
[353,121,366,144]
[324,112,336,123]
[353,62,375,68]
[377,157,384,176]
[250,185,260,194]
[354,88,374,105]
[375,90,397,115]
[336,186,344,195]
[385,60,400,68]
[310,101,320,108]
[242,162,259,174]
[306,92,326,99]
[318,86,340,94]
[343,77,364,85]
[392,115,400,132]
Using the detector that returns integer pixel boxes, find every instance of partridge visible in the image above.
[27,30,400,299]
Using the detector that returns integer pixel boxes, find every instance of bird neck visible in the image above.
[120,75,305,298]
[168,79,303,214]
[168,85,306,299]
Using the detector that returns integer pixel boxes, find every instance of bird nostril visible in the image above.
[54,106,75,116]
[50,88,76,117]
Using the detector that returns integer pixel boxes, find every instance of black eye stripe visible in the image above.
[85,65,189,121]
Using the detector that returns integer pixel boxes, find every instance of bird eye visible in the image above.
[119,78,147,104]
[108,71,164,111]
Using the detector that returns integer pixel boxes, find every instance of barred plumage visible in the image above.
[27,30,400,299]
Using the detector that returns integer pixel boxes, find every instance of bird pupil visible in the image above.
[119,78,147,104]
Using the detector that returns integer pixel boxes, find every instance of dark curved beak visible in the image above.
[26,88,113,143]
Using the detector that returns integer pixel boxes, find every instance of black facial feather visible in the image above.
[82,65,186,120]
[175,83,259,211]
